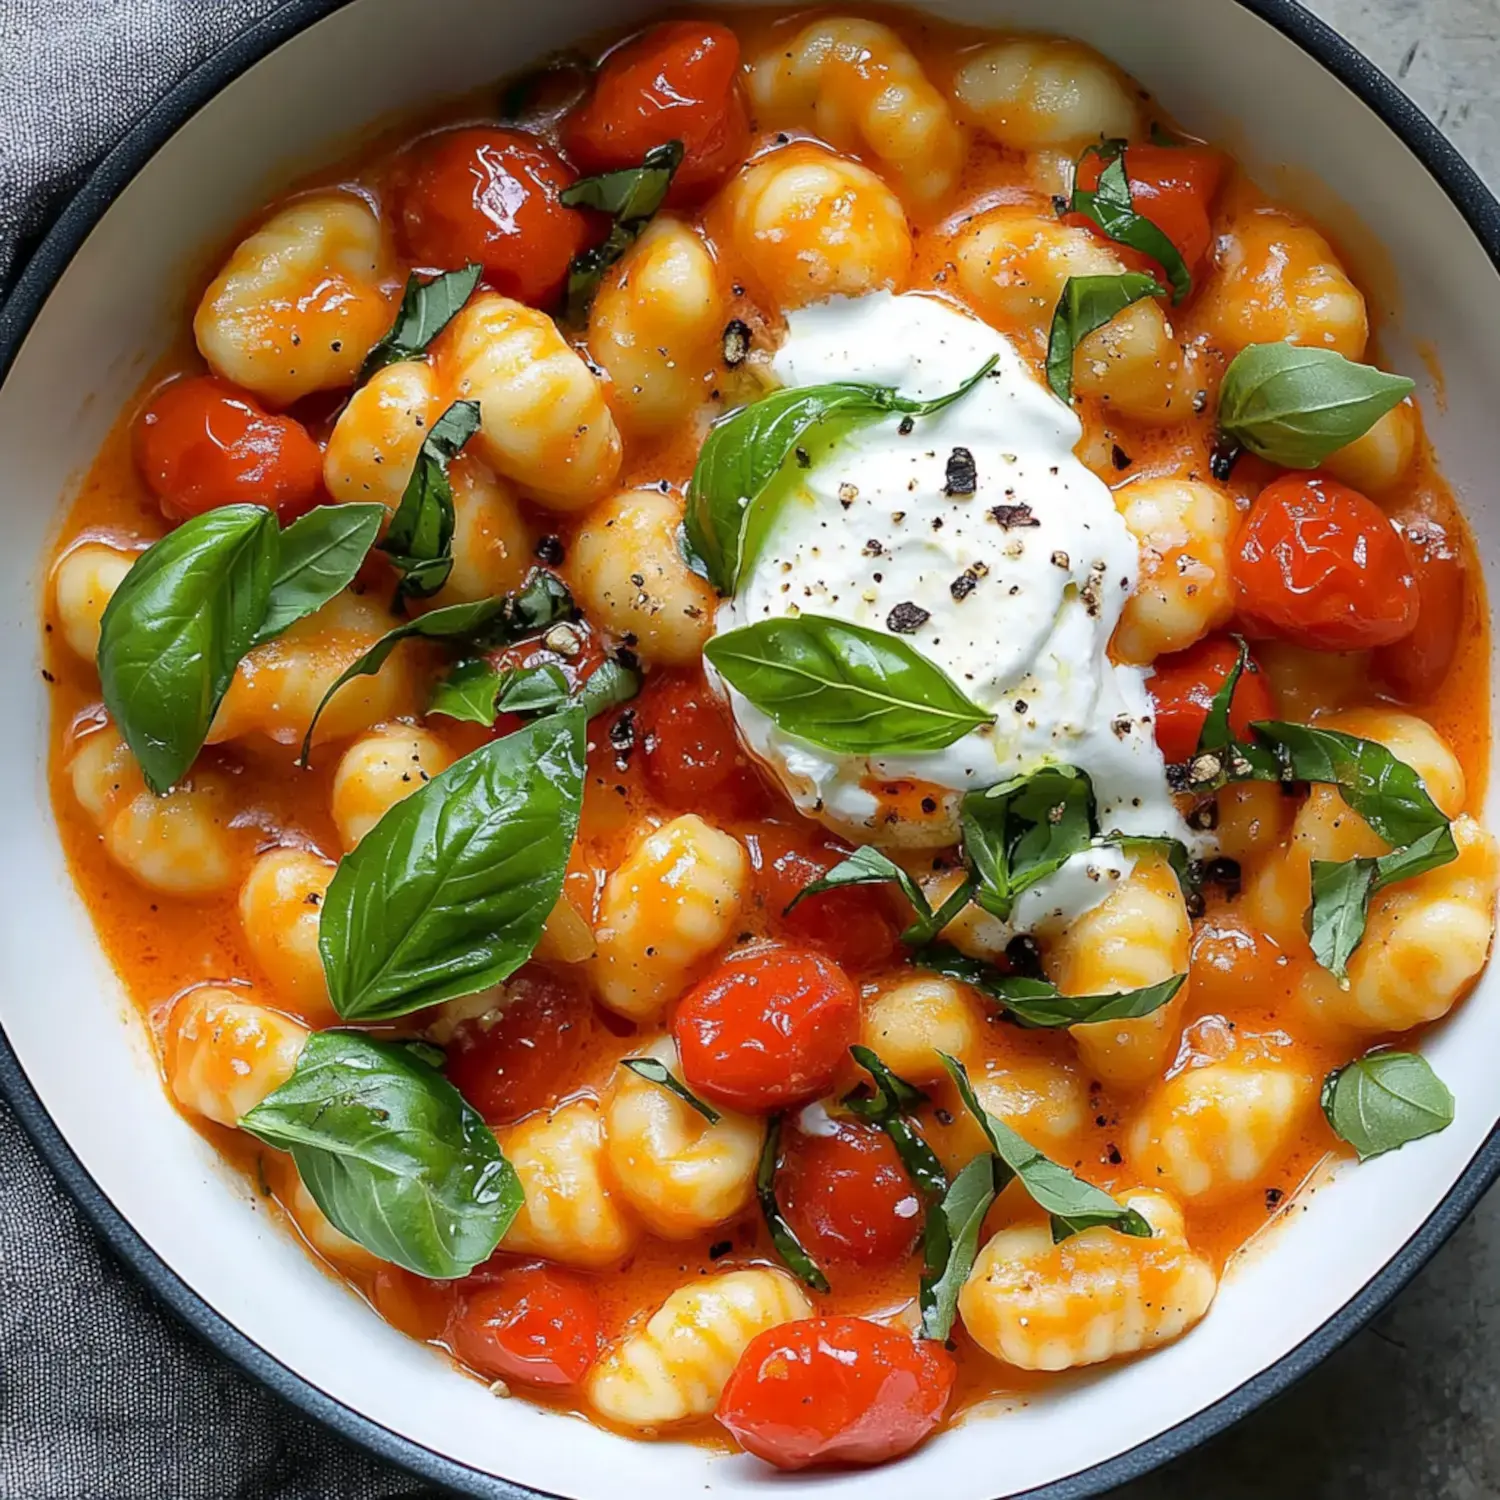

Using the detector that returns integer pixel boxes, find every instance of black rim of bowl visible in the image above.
[2,1,1499,1495]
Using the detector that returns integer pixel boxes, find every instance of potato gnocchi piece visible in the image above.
[604,1038,764,1239]
[444,292,622,509]
[591,815,749,1022]
[586,1269,813,1429]
[952,38,1142,151]
[860,973,983,1083]
[281,1168,381,1272]
[431,459,534,607]
[938,1055,1091,1173]
[497,1099,640,1269]
[723,144,913,311]
[1128,1060,1316,1205]
[330,725,455,850]
[53,542,135,663]
[748,18,965,205]
[1321,401,1418,497]
[566,489,717,667]
[1212,781,1291,864]
[164,985,308,1128]
[239,847,336,1024]
[959,1191,1215,1370]
[194,193,397,407]
[1112,479,1237,665]
[322,360,443,509]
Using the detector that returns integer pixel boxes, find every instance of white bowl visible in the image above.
[3,1,1499,1495]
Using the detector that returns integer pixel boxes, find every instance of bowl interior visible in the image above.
[2,2,1499,1496]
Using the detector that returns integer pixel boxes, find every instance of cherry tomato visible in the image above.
[447,1263,602,1387]
[1375,512,1466,700]
[638,669,768,816]
[673,944,858,1113]
[135,376,323,523]
[749,825,901,973]
[562,21,751,204]
[1147,634,1276,764]
[779,1121,922,1268]
[1231,474,1419,651]
[444,966,595,1123]
[717,1317,955,1470]
[371,1267,456,1342]
[398,127,591,307]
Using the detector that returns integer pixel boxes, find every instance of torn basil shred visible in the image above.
[756,1115,830,1293]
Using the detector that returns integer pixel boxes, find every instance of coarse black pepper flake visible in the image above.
[709,1239,733,1259]
[794,446,812,468]
[1005,934,1044,979]
[920,795,938,815]
[886,601,930,634]
[1210,432,1243,482]
[1051,549,1070,569]
[989,502,1039,529]
[950,572,977,601]
[1265,1187,1284,1210]
[898,416,915,436]
[721,318,752,367]
[1105,1144,1123,1166]
[1111,443,1132,471]
[534,533,565,565]
[944,446,978,496]
[608,708,637,753]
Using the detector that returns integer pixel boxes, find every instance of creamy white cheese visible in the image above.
[711,291,1193,930]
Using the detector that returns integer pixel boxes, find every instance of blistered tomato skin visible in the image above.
[563,22,750,204]
[673,944,859,1113]
[638,671,768,816]
[136,376,324,523]
[448,1263,603,1387]
[1148,635,1276,764]
[716,1318,956,1471]
[398,128,590,307]
[1232,475,1419,651]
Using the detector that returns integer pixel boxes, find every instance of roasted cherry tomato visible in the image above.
[1231,474,1418,651]
[135,375,323,523]
[673,943,858,1113]
[1148,634,1276,764]
[398,127,591,307]
[638,669,769,816]
[447,1263,602,1387]
[562,21,751,204]
[717,1317,955,1470]
[779,1120,922,1268]
[444,966,595,1123]
[1375,511,1467,700]
[749,825,901,973]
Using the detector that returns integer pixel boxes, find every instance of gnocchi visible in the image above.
[238,847,336,1023]
[164,985,308,1128]
[53,542,134,662]
[330,725,455,849]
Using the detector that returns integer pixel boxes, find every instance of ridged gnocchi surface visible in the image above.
[164,986,308,1128]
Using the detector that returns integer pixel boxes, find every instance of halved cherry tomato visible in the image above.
[748,825,901,973]
[673,943,858,1113]
[1231,474,1418,651]
[779,1120,922,1268]
[1375,511,1466,700]
[398,127,591,307]
[444,966,595,1123]
[638,669,768,816]
[135,375,323,523]
[1148,634,1276,764]
[717,1317,955,1470]
[447,1263,602,1387]
[562,21,751,204]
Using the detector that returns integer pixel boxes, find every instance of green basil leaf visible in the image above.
[559,141,684,322]
[255,504,385,645]
[319,711,585,1020]
[1320,1050,1454,1162]
[918,1153,999,1342]
[1070,152,1191,301]
[704,614,993,754]
[359,265,482,381]
[785,846,968,945]
[1218,343,1415,469]
[427,657,508,725]
[621,1058,722,1125]
[940,1053,1151,1241]
[379,400,482,603]
[1045,273,1166,404]
[240,1031,520,1278]
[496,663,571,715]
[573,655,642,720]
[98,504,278,794]
[843,1045,947,1200]
[1195,635,1250,757]
[429,653,639,727]
[961,765,1095,920]
[684,358,998,594]
[756,1115,830,1292]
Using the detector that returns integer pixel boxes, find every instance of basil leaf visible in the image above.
[1045,273,1166,404]
[621,1058,721,1125]
[756,1115,830,1293]
[1321,1050,1454,1162]
[240,1031,520,1278]
[319,711,585,1020]
[255,503,385,645]
[1099,833,1199,902]
[785,847,970,945]
[428,654,639,727]
[684,357,998,594]
[379,400,482,603]
[1218,343,1415,469]
[704,615,993,754]
[1196,636,1250,756]
[427,657,509,725]
[359,265,482,381]
[843,1045,947,1200]
[559,141,684,322]
[918,1153,999,1342]
[914,943,1184,1029]
[496,663,571,715]
[573,655,642,720]
[98,504,278,793]
[1070,151,1191,301]
[961,765,1094,920]
[940,1054,1151,1241]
